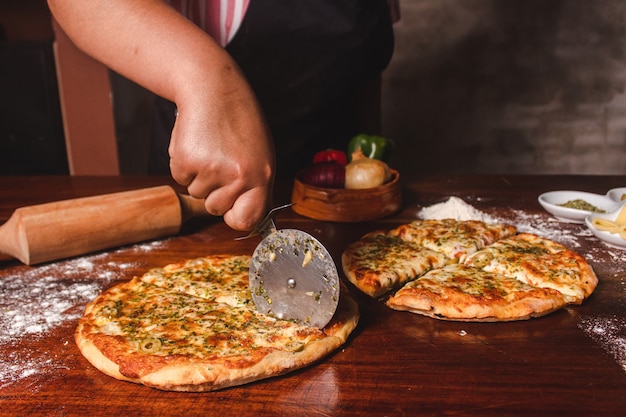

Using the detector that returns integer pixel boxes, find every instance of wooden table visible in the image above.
[2,174,626,416]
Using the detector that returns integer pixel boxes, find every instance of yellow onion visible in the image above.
[345,149,391,189]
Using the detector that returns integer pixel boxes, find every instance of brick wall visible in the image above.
[382,0,626,178]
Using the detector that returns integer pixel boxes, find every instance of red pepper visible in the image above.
[312,149,348,166]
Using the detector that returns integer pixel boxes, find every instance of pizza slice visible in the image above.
[386,264,567,321]
[342,231,449,298]
[389,219,517,262]
[75,255,359,392]
[463,233,598,304]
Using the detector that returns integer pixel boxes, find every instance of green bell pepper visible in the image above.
[347,134,394,161]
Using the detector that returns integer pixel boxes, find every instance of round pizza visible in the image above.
[75,255,359,392]
[342,219,597,322]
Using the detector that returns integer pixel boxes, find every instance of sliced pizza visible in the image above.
[463,233,598,304]
[386,264,567,321]
[389,219,517,262]
[341,231,449,298]
[75,255,359,392]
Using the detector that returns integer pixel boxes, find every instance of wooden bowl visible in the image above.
[291,170,402,222]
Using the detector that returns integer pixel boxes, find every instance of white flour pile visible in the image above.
[419,196,497,223]
[0,240,165,389]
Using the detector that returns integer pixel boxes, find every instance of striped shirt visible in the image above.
[167,0,400,47]
[166,0,250,47]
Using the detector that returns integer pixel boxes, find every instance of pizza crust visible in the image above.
[75,255,359,392]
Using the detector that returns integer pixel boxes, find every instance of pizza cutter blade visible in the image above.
[243,205,340,328]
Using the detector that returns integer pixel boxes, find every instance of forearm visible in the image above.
[47,0,239,105]
[48,0,276,231]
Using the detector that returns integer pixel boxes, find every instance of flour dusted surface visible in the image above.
[4,197,626,389]
[0,241,165,389]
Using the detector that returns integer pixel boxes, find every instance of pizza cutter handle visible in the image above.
[234,203,291,240]
[0,185,210,265]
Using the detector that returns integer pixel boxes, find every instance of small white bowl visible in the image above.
[585,200,626,249]
[538,190,620,224]
[606,187,626,202]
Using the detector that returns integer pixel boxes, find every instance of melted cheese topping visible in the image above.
[464,233,597,303]
[403,264,548,297]
[346,233,445,272]
[85,256,324,358]
[140,256,251,308]
[390,219,517,262]
[342,232,448,296]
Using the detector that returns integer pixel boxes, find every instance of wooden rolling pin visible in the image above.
[0,185,210,265]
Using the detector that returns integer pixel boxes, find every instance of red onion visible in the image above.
[300,161,345,188]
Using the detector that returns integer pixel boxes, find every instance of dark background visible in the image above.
[1,0,625,177]
[383,0,626,179]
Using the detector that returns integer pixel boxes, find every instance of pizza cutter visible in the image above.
[238,204,340,328]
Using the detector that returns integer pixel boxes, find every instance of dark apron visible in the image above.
[150,0,394,178]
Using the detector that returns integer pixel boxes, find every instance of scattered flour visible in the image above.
[506,209,583,249]
[578,315,626,373]
[0,240,166,388]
